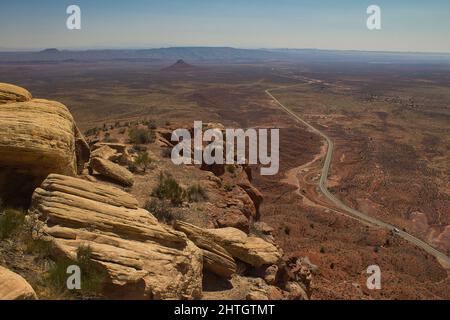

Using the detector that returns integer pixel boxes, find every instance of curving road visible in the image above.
[265,88,450,269]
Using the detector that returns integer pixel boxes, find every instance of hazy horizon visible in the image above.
[1,46,450,56]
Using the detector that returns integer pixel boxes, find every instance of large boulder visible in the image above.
[173,221,236,279]
[0,83,32,104]
[91,145,118,160]
[202,227,282,267]
[29,174,203,300]
[0,266,37,300]
[0,87,90,205]
[89,157,134,186]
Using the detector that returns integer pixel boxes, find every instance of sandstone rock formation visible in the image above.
[89,157,134,187]
[0,266,37,300]
[91,145,118,161]
[91,143,132,166]
[173,220,236,278]
[0,83,32,104]
[0,84,90,204]
[202,227,281,268]
[29,174,203,299]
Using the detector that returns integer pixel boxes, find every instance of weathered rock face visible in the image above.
[173,221,236,279]
[0,85,90,205]
[90,143,131,166]
[202,227,282,268]
[91,145,118,161]
[0,83,32,104]
[29,174,203,300]
[89,157,134,186]
[0,266,37,300]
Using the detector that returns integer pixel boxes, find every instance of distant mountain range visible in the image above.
[1,47,449,64]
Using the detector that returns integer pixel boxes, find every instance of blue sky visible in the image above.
[0,0,449,52]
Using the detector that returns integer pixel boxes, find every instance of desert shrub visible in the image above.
[152,172,184,206]
[0,208,25,239]
[161,147,172,158]
[26,239,54,259]
[127,162,138,173]
[225,164,236,175]
[129,127,155,145]
[84,127,100,137]
[134,152,153,173]
[147,119,157,130]
[145,198,185,224]
[118,128,126,135]
[186,184,208,202]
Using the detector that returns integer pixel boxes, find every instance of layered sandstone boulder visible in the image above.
[0,86,90,204]
[29,174,203,299]
[203,227,282,267]
[91,145,118,161]
[90,143,132,166]
[0,266,37,300]
[0,83,32,104]
[89,157,134,186]
[173,221,236,278]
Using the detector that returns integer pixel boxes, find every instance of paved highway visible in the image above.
[266,88,450,269]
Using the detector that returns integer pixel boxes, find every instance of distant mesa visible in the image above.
[39,48,60,54]
[162,59,195,71]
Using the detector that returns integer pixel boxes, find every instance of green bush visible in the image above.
[129,127,156,145]
[152,172,184,206]
[147,119,157,130]
[134,152,153,173]
[225,164,236,175]
[145,198,185,224]
[186,184,208,202]
[0,208,25,239]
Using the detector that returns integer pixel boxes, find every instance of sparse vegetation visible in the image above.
[46,245,106,297]
[152,172,185,206]
[225,164,236,175]
[0,208,25,239]
[186,184,208,202]
[84,127,101,137]
[146,119,157,130]
[134,152,153,173]
[128,127,156,145]
[145,198,185,224]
